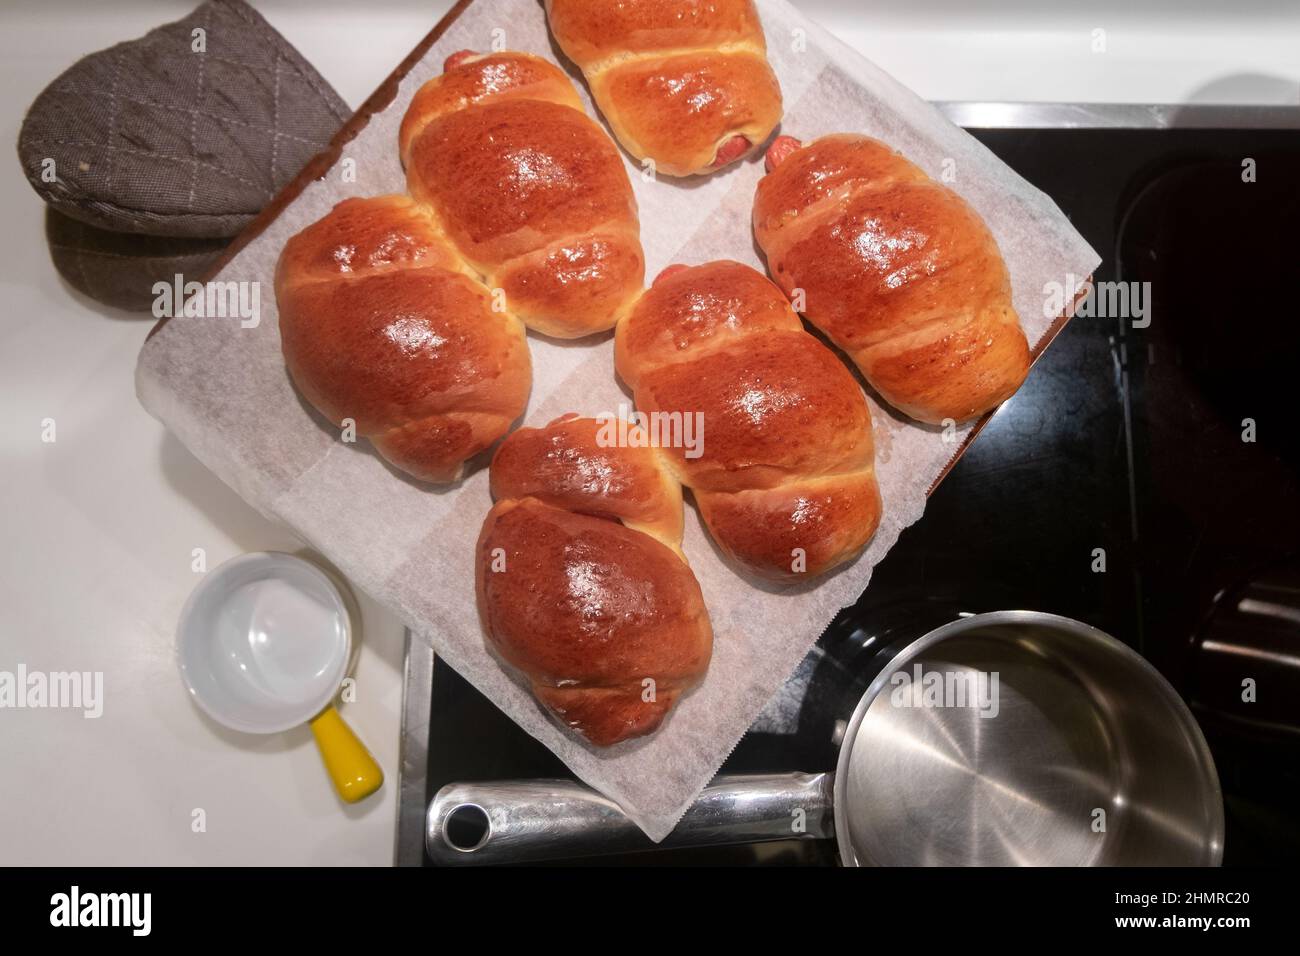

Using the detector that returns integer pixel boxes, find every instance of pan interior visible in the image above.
[840,621,1220,866]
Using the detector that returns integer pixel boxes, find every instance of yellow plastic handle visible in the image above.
[309,706,384,804]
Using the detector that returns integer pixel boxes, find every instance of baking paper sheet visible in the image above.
[136,0,1100,840]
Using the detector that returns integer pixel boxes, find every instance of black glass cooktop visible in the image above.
[416,121,1300,866]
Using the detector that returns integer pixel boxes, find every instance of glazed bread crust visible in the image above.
[275,195,531,483]
[616,261,882,579]
[275,51,649,481]
[399,51,644,338]
[755,134,1032,423]
[546,0,783,177]
[477,415,712,747]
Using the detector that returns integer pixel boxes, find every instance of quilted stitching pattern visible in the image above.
[44,208,227,312]
[17,0,350,239]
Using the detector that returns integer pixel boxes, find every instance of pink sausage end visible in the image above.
[653,264,691,286]
[765,136,804,174]
[444,50,477,72]
[710,135,753,169]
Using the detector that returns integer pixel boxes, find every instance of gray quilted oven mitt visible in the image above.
[17,0,350,310]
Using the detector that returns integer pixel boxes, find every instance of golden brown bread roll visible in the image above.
[275,51,649,480]
[545,0,783,177]
[754,134,1032,424]
[275,195,531,483]
[616,261,881,580]
[477,415,712,746]
[399,50,644,338]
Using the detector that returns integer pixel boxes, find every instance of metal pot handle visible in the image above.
[426,772,835,865]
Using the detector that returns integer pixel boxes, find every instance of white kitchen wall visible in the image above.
[277,0,1300,107]
[11,2,1295,109]
[798,0,1300,104]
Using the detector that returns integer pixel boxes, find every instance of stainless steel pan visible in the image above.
[427,611,1224,866]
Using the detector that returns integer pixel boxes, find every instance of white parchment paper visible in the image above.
[136,0,1099,840]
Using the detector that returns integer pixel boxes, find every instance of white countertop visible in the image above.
[1,0,1296,867]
